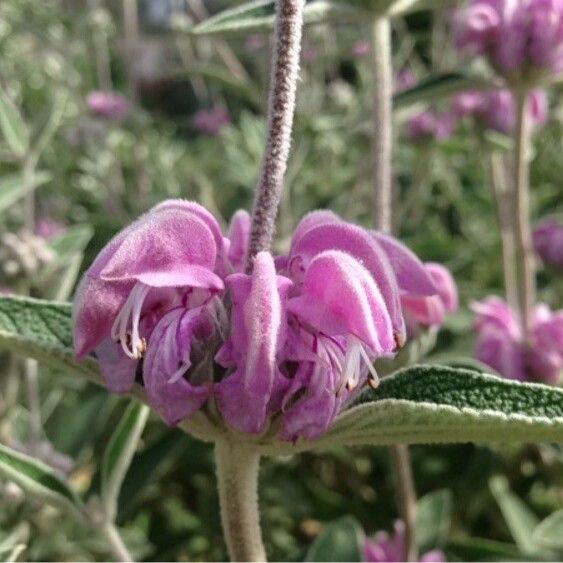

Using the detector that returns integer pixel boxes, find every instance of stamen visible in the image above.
[110,282,151,360]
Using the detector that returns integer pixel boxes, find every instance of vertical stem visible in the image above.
[513,89,536,338]
[100,521,134,562]
[488,151,519,311]
[246,0,305,269]
[24,359,41,453]
[370,16,393,232]
[215,440,266,562]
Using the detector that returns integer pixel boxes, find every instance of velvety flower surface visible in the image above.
[454,89,548,134]
[87,91,130,120]
[364,521,446,562]
[534,218,563,268]
[471,297,563,385]
[74,201,442,441]
[454,0,563,83]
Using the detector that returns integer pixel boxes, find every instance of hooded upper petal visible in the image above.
[227,209,251,273]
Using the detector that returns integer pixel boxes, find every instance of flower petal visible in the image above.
[227,209,251,273]
[95,338,138,392]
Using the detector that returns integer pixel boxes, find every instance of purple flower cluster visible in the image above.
[406,111,457,143]
[87,91,130,121]
[192,107,231,137]
[471,297,563,385]
[454,0,563,83]
[534,218,563,269]
[454,88,548,134]
[364,521,446,562]
[73,201,450,441]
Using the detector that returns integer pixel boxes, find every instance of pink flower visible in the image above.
[534,218,563,268]
[192,107,231,136]
[406,111,457,142]
[471,297,563,385]
[87,91,130,121]
[34,217,66,241]
[364,521,446,562]
[395,69,416,93]
[353,40,371,58]
[454,89,548,134]
[454,0,563,83]
[401,262,459,332]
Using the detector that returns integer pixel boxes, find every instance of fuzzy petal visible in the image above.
[227,209,251,273]
[95,338,138,392]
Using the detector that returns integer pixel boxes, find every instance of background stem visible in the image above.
[513,89,536,338]
[100,521,133,562]
[488,151,519,311]
[215,441,266,562]
[246,0,305,269]
[370,16,393,232]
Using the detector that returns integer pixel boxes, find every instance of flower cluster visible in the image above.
[192,107,231,137]
[364,521,445,562]
[453,0,563,84]
[406,111,457,144]
[454,88,548,134]
[73,201,446,441]
[87,91,130,121]
[471,297,563,385]
[534,218,563,269]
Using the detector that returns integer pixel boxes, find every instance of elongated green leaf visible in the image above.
[0,171,51,214]
[416,490,452,553]
[191,0,364,37]
[489,476,543,556]
[532,509,563,551]
[394,73,493,111]
[446,537,529,561]
[102,402,150,521]
[305,516,364,562]
[257,365,563,455]
[0,87,29,158]
[0,443,84,518]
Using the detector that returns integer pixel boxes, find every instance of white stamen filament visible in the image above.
[111,282,151,360]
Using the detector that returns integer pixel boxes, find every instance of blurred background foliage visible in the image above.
[0,0,562,561]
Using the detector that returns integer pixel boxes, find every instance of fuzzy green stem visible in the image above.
[215,441,266,562]
[246,0,305,270]
[370,16,393,232]
[513,89,536,338]
[100,521,134,562]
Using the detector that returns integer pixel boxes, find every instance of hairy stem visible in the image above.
[488,151,519,311]
[391,444,418,561]
[246,0,305,269]
[100,521,134,562]
[215,440,265,562]
[513,89,536,338]
[370,16,393,232]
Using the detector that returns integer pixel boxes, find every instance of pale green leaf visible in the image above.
[0,443,85,519]
[0,171,51,215]
[101,402,150,521]
[258,365,563,455]
[0,87,29,158]
[191,0,364,37]
[489,476,543,556]
[305,516,364,562]
[416,490,452,553]
[532,509,563,552]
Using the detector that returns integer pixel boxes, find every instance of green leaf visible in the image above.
[101,402,150,521]
[269,365,563,455]
[305,516,364,562]
[191,0,364,37]
[489,476,542,556]
[0,171,51,215]
[0,295,104,388]
[0,87,29,158]
[0,443,84,518]
[446,537,531,561]
[394,73,493,111]
[416,490,452,553]
[532,509,563,552]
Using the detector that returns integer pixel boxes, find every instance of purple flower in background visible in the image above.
[193,107,231,137]
[401,262,459,332]
[87,91,130,121]
[35,217,66,241]
[454,89,548,133]
[471,297,563,385]
[244,34,267,54]
[454,0,563,83]
[364,521,446,562]
[406,111,457,143]
[394,68,416,93]
[534,218,563,268]
[353,40,371,58]
[73,202,442,440]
